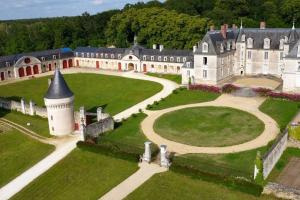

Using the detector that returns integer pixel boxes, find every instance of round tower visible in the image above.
[44,68,75,136]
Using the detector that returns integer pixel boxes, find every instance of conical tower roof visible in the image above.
[44,68,73,99]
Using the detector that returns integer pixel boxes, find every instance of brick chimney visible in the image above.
[260,21,266,29]
[221,25,227,39]
[210,25,215,31]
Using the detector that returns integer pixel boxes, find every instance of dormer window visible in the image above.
[81,53,84,57]
[158,56,162,61]
[96,53,99,58]
[75,52,79,57]
[187,62,190,68]
[86,53,90,58]
[105,54,108,58]
[183,57,186,62]
[264,38,270,49]
[91,53,94,58]
[279,39,284,50]
[41,57,45,61]
[220,44,224,53]
[53,55,57,59]
[101,53,103,58]
[170,57,174,62]
[118,54,121,59]
[227,41,231,50]
[6,62,10,67]
[164,57,167,61]
[241,34,246,42]
[202,42,208,53]
[151,56,154,61]
[143,56,146,60]
[177,57,180,62]
[111,54,114,59]
[247,38,253,48]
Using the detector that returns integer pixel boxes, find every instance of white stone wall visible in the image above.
[44,96,75,136]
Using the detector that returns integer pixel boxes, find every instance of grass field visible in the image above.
[174,146,268,179]
[125,171,276,200]
[146,72,182,84]
[101,113,151,153]
[268,147,300,181]
[148,88,220,110]
[0,73,162,115]
[259,98,300,131]
[154,106,264,147]
[0,109,50,137]
[12,147,138,200]
[0,128,54,187]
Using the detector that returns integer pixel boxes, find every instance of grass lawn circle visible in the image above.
[154,106,265,147]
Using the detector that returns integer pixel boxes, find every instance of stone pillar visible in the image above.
[160,145,170,168]
[142,141,152,163]
[21,98,26,114]
[79,106,86,126]
[79,123,86,141]
[97,107,103,121]
[29,100,35,116]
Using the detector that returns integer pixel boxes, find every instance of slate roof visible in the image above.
[44,68,74,99]
[0,48,73,68]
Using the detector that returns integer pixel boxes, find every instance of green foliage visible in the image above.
[288,125,300,140]
[105,7,209,49]
[254,151,264,185]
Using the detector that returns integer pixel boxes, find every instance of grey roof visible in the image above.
[195,29,238,55]
[0,48,73,68]
[44,68,74,99]
[237,28,300,49]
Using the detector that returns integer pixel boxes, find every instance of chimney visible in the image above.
[159,44,164,52]
[260,21,266,29]
[193,45,197,53]
[221,25,227,39]
[210,25,215,31]
[153,44,157,50]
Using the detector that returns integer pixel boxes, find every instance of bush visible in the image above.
[253,87,272,96]
[172,89,178,94]
[188,84,221,93]
[222,84,240,93]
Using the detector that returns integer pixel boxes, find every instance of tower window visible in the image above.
[203,57,208,65]
[51,115,53,120]
[52,127,54,131]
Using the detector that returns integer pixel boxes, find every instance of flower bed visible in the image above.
[222,84,240,93]
[188,84,221,93]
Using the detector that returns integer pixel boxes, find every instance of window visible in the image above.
[151,64,154,68]
[247,38,253,48]
[164,57,167,61]
[158,56,162,61]
[81,53,84,57]
[264,52,269,60]
[91,53,94,58]
[170,57,174,62]
[203,70,207,78]
[187,62,190,67]
[129,56,132,59]
[241,34,246,42]
[280,52,283,60]
[298,62,300,71]
[264,38,270,49]
[101,53,104,58]
[118,54,122,59]
[86,53,90,58]
[96,53,99,58]
[75,52,79,57]
[51,115,53,120]
[5,62,10,67]
[111,54,114,59]
[177,57,180,62]
[151,56,154,61]
[203,57,207,65]
[202,42,208,53]
[143,56,146,61]
[183,57,186,62]
[53,55,57,59]
[105,54,108,58]
[41,57,45,61]
[177,66,180,72]
[247,51,252,59]
[279,39,284,50]
[52,127,54,131]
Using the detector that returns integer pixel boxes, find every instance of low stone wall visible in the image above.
[263,182,300,200]
[86,117,114,138]
[262,131,288,179]
[0,97,48,118]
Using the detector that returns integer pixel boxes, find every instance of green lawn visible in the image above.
[0,73,162,115]
[101,113,154,154]
[12,147,138,200]
[154,106,265,147]
[259,98,300,131]
[173,146,268,179]
[0,128,54,187]
[0,109,50,137]
[125,171,276,200]
[268,147,300,181]
[146,72,182,84]
[148,88,220,110]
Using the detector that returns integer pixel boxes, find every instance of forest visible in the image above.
[0,0,299,56]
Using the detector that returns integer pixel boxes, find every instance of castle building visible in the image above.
[0,22,299,92]
[44,68,75,136]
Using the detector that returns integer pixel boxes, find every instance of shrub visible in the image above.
[138,108,143,113]
[131,113,137,118]
[172,89,178,94]
[188,84,221,93]
[253,87,272,96]
[222,84,240,93]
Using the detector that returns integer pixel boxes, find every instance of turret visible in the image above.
[44,68,75,136]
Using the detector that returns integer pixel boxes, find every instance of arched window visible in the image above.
[202,42,208,53]
[247,38,253,48]
[241,34,246,42]
[264,38,270,49]
[279,39,284,50]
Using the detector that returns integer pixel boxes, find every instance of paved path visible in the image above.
[142,94,280,154]
[0,68,177,199]
[99,162,167,200]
